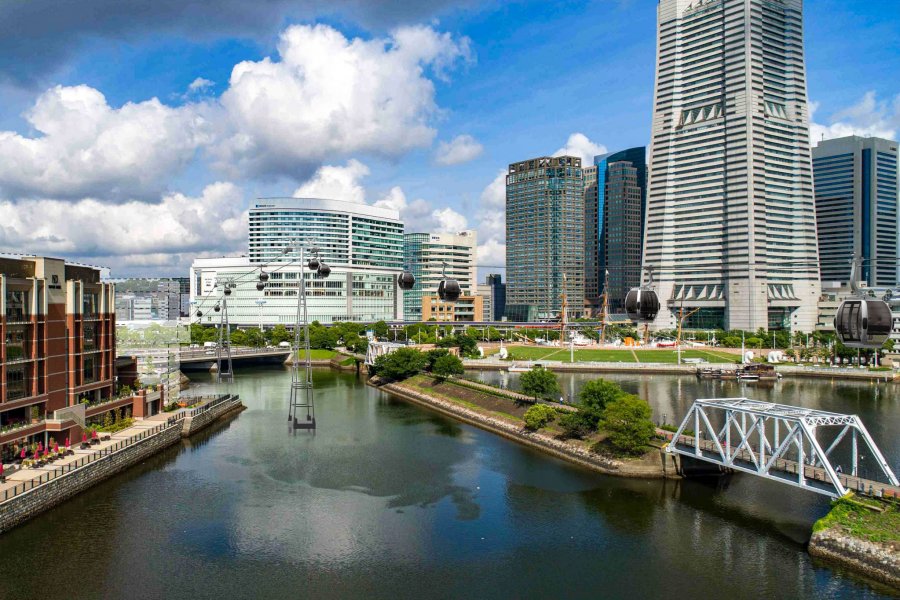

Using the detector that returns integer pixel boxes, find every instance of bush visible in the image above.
[520,366,560,401]
[370,348,427,381]
[558,410,593,439]
[432,354,464,381]
[523,404,556,431]
[601,394,655,456]
[425,348,451,370]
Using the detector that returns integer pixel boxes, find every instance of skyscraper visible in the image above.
[813,136,899,287]
[643,0,820,332]
[402,230,477,321]
[590,147,647,312]
[506,155,585,320]
[583,165,600,313]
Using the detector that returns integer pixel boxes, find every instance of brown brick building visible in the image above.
[1,257,116,458]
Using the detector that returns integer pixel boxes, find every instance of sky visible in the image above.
[0,0,898,277]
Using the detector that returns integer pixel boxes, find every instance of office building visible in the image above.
[642,0,821,332]
[477,274,506,321]
[403,230,477,321]
[506,155,585,320]
[0,256,116,458]
[590,147,647,313]
[249,198,404,269]
[813,136,899,287]
[583,165,600,313]
[421,295,484,322]
[191,198,405,326]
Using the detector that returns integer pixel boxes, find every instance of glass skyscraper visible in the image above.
[813,136,899,287]
[402,230,477,321]
[506,155,585,320]
[643,0,820,332]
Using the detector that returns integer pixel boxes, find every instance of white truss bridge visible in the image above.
[666,398,899,498]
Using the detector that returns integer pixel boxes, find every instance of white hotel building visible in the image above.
[642,0,821,332]
[190,199,404,326]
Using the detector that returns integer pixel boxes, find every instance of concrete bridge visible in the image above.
[119,347,292,373]
[665,398,899,498]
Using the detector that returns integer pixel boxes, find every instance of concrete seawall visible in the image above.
[809,528,900,590]
[0,395,245,535]
[380,381,679,480]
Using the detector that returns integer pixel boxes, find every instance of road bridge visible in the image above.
[119,347,293,373]
[665,398,899,498]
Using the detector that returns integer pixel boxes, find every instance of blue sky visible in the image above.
[0,0,897,276]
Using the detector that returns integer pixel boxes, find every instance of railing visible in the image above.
[0,419,180,504]
[184,394,237,418]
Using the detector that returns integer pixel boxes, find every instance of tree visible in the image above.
[425,348,451,370]
[520,366,560,402]
[432,354,464,381]
[456,334,479,358]
[373,320,390,339]
[370,348,427,381]
[309,326,338,350]
[601,395,655,456]
[523,404,557,431]
[230,329,248,347]
[558,411,592,439]
[267,324,292,345]
[244,327,266,348]
[344,334,368,354]
[578,379,625,429]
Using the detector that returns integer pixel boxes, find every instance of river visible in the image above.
[0,367,895,599]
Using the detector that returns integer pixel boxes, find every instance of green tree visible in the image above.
[578,379,625,429]
[370,348,427,381]
[601,395,655,456]
[373,320,390,339]
[309,326,338,350]
[456,334,479,358]
[267,324,292,345]
[520,366,560,402]
[244,327,266,348]
[558,411,592,439]
[523,404,557,431]
[230,329,248,347]
[432,353,464,381]
[425,348,451,370]
[344,334,368,354]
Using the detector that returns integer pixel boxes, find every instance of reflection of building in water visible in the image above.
[116,321,188,404]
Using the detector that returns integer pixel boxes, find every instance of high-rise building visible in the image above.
[643,0,821,332]
[604,160,645,311]
[477,274,506,321]
[506,155,585,320]
[192,198,404,326]
[403,230,477,321]
[1,256,116,455]
[813,136,899,287]
[590,147,647,313]
[249,198,404,270]
[583,165,600,313]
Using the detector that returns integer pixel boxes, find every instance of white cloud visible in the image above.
[188,77,215,92]
[0,182,247,273]
[471,169,508,269]
[810,92,900,143]
[434,134,483,166]
[214,23,472,178]
[553,132,607,164]
[476,237,505,268]
[371,185,467,233]
[480,168,506,208]
[431,206,468,232]
[292,159,370,203]
[0,84,209,200]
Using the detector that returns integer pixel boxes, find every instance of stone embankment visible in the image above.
[380,381,679,480]
[809,528,900,590]
[0,394,245,534]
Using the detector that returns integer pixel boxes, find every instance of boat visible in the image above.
[696,368,737,380]
[737,372,759,382]
[508,363,535,373]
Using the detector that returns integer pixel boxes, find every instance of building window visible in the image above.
[6,365,27,401]
[83,356,97,384]
[5,290,28,321]
[5,325,28,360]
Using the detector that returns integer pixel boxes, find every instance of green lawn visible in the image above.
[814,497,900,545]
[295,349,337,360]
[503,346,739,364]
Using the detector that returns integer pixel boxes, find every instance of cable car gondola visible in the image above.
[624,288,660,323]
[834,298,892,349]
[256,281,266,291]
[437,278,461,302]
[398,271,416,290]
[317,263,331,278]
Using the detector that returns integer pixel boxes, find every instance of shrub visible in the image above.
[520,366,560,401]
[425,348,451,370]
[558,410,593,439]
[601,394,656,456]
[370,348,427,381]
[523,404,557,431]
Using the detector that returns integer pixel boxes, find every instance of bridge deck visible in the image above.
[664,431,900,498]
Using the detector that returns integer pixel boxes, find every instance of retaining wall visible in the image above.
[180,397,246,437]
[0,424,182,534]
[809,528,900,590]
[381,382,677,480]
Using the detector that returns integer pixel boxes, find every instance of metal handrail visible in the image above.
[0,418,181,504]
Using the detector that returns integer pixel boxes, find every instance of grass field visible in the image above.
[295,349,337,360]
[503,346,739,364]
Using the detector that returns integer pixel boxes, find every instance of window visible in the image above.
[6,366,27,400]
[5,325,28,360]
[83,356,97,384]
[5,290,28,321]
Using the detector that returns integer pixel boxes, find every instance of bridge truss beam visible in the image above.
[666,398,898,498]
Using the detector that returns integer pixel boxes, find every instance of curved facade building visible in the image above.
[191,198,404,325]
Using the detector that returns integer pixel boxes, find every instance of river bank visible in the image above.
[376,375,679,480]
[808,497,900,591]
[0,394,245,534]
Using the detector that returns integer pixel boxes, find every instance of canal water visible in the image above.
[0,367,895,599]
